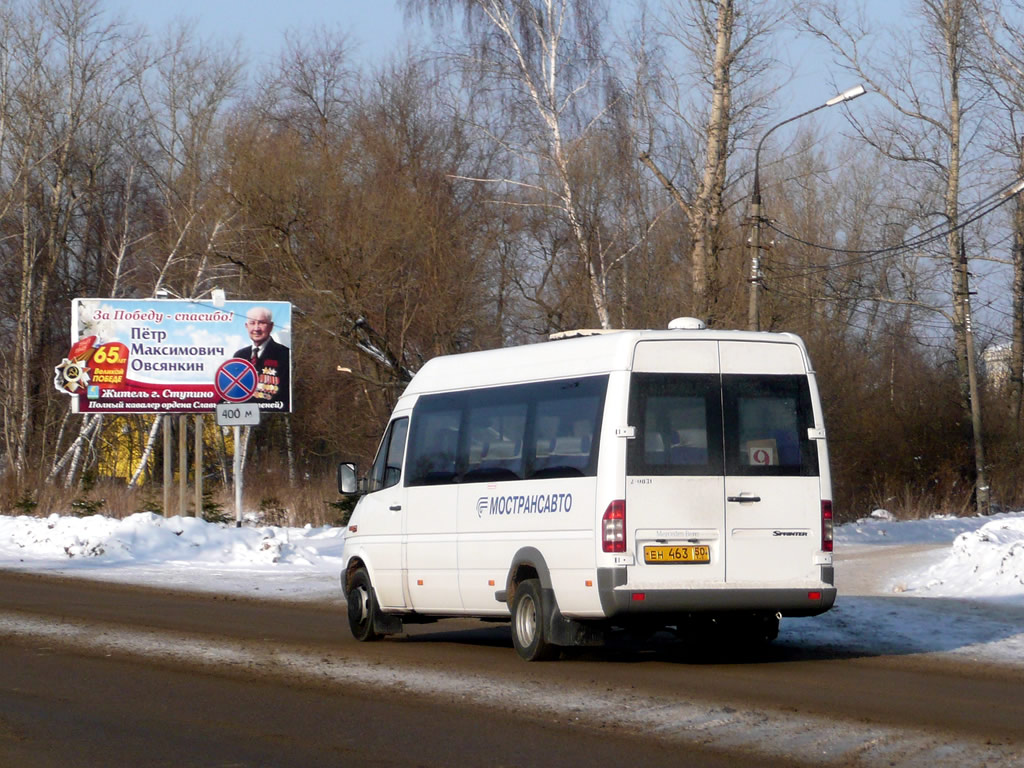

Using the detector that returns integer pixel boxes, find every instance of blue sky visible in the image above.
[115,1,900,105]
[117,0,411,66]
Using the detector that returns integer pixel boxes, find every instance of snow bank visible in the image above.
[903,516,1024,599]
[0,512,347,568]
[1,509,1024,606]
[835,509,1014,548]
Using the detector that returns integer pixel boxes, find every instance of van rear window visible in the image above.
[628,373,818,477]
[627,374,723,476]
[722,375,819,477]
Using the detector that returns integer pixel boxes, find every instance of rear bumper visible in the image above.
[596,567,837,618]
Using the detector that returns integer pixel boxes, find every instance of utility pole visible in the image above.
[747,196,763,331]
[960,241,990,516]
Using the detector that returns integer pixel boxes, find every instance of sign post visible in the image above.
[216,402,260,527]
[233,426,242,527]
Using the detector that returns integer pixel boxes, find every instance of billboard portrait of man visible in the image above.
[233,306,291,409]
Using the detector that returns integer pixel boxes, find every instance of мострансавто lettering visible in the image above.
[477,493,573,517]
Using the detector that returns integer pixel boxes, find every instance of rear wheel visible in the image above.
[510,579,559,661]
[347,567,382,642]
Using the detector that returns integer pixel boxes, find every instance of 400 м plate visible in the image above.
[644,545,711,564]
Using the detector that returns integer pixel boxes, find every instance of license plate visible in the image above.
[644,545,711,564]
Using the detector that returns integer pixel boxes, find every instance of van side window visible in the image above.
[466,402,527,482]
[532,387,603,478]
[627,374,723,476]
[722,376,818,476]
[405,375,608,486]
[406,406,461,486]
[368,417,408,492]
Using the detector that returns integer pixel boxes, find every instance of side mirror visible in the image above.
[338,461,360,495]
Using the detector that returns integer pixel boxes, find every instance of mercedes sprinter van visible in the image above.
[338,319,835,660]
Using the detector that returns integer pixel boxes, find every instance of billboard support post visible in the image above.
[194,414,203,519]
[178,414,187,517]
[162,415,171,517]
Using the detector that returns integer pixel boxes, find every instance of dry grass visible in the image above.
[867,480,977,521]
[0,470,347,527]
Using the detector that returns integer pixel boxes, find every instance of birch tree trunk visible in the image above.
[940,1,970,411]
[128,417,163,489]
[639,0,780,325]
[64,416,104,489]
[690,0,733,323]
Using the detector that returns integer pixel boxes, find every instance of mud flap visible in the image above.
[373,613,403,635]
[541,587,605,647]
[372,592,404,635]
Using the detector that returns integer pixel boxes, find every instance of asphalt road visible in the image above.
[1,570,1022,767]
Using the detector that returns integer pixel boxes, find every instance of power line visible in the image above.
[764,178,1022,277]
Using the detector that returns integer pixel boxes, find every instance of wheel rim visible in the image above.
[515,593,537,647]
[351,584,370,627]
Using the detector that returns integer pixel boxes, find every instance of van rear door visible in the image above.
[626,340,725,587]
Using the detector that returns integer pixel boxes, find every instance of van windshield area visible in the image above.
[627,373,818,477]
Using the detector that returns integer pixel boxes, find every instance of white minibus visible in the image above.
[338,318,835,660]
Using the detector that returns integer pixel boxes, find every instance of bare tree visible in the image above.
[798,0,991,514]
[404,0,645,329]
[272,25,354,146]
[219,53,501,467]
[0,0,144,486]
[134,19,243,299]
[799,1,978,392]
[639,0,783,325]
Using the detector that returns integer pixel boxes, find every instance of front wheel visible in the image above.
[510,579,559,661]
[347,567,382,642]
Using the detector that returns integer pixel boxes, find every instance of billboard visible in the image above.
[55,298,292,415]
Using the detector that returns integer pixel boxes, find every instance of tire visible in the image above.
[510,579,559,661]
[347,567,383,642]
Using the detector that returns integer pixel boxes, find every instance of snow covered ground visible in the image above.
[1,508,1023,665]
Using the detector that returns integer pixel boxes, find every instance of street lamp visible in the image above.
[747,84,867,331]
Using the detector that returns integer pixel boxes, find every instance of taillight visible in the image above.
[602,500,626,553]
[822,500,834,552]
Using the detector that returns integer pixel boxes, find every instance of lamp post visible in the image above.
[748,84,867,331]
